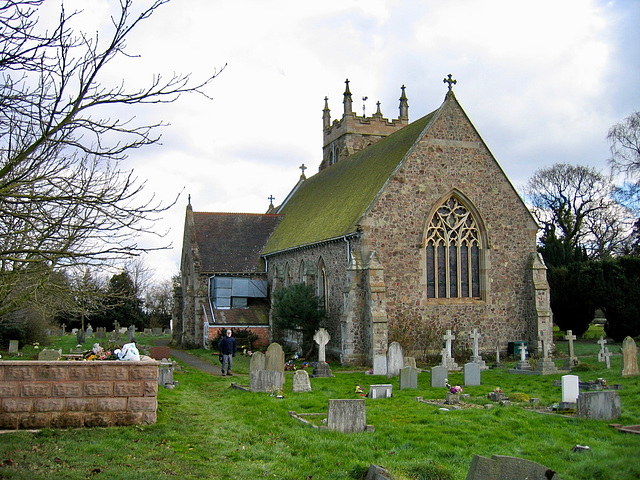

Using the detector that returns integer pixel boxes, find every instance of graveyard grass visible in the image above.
[0,335,639,479]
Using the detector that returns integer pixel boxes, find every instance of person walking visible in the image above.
[218,329,237,376]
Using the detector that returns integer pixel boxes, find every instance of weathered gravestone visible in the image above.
[464,362,481,386]
[386,341,404,378]
[534,335,559,375]
[373,354,387,376]
[560,374,579,409]
[563,330,578,370]
[469,329,487,369]
[250,351,266,371]
[127,325,136,343]
[95,327,106,339]
[369,384,393,399]
[577,390,621,420]
[292,369,312,393]
[597,336,607,362]
[312,328,333,377]
[76,328,86,345]
[441,329,460,371]
[365,464,394,480]
[250,346,285,393]
[621,336,639,377]
[38,348,62,360]
[85,324,93,338]
[399,366,418,390]
[465,454,562,480]
[152,327,163,335]
[430,365,448,388]
[603,348,612,369]
[8,340,19,354]
[265,342,285,374]
[158,359,176,388]
[327,399,367,433]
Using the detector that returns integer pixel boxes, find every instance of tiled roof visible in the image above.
[263,109,437,254]
[194,212,283,273]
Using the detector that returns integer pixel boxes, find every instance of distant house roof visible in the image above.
[194,212,283,273]
[263,109,438,255]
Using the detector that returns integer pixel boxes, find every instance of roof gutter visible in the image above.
[262,232,360,259]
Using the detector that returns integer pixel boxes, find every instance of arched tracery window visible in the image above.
[317,257,328,311]
[425,195,482,299]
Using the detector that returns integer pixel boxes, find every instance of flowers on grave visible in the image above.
[285,360,298,371]
[445,380,462,394]
[269,388,285,398]
[32,342,40,349]
[355,384,365,397]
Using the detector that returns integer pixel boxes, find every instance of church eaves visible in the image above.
[262,108,438,255]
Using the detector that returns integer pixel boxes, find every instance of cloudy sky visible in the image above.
[58,0,640,281]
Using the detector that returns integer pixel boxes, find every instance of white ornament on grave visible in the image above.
[313,328,330,363]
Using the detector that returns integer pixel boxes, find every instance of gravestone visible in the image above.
[563,330,578,369]
[577,391,621,420]
[152,327,163,335]
[372,354,387,376]
[368,384,393,399]
[95,327,106,339]
[430,365,448,388]
[399,366,418,390]
[292,369,312,392]
[265,342,285,374]
[327,399,367,433]
[8,340,19,354]
[466,454,561,480]
[603,348,612,369]
[365,464,393,480]
[493,345,504,368]
[144,328,152,335]
[560,374,579,409]
[76,328,86,345]
[86,324,93,337]
[441,329,460,371]
[597,337,607,362]
[534,336,558,375]
[464,362,481,386]
[469,329,487,369]
[158,359,175,388]
[312,329,333,377]
[250,370,285,393]
[404,356,417,369]
[127,325,136,343]
[150,346,171,360]
[249,351,266,372]
[621,336,639,377]
[386,342,404,378]
[512,344,532,371]
[38,348,62,361]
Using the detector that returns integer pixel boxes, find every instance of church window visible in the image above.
[425,195,481,299]
[283,263,291,287]
[317,258,328,311]
[299,260,306,284]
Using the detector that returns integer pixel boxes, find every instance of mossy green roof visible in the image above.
[263,110,437,255]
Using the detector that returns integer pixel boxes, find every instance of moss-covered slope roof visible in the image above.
[263,110,436,255]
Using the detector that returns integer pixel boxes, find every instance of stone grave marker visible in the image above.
[38,348,62,360]
[534,335,558,375]
[127,325,136,343]
[603,348,612,369]
[430,365,448,388]
[466,454,561,480]
[150,346,171,360]
[265,342,285,373]
[144,328,152,335]
[152,327,163,335]
[469,329,487,369]
[399,366,418,390]
[621,336,639,377]
[441,329,460,371]
[327,399,367,433]
[86,324,93,337]
[158,359,176,388]
[312,329,333,377]
[577,390,621,420]
[563,329,578,369]
[372,354,387,375]
[76,328,86,345]
[250,370,285,393]
[404,356,417,369]
[510,344,532,372]
[493,344,504,368]
[8,340,19,354]
[364,464,393,480]
[386,341,404,378]
[250,351,266,372]
[597,336,607,362]
[561,374,579,409]
[292,369,312,393]
[95,327,106,339]
[369,384,393,399]
[464,362,481,386]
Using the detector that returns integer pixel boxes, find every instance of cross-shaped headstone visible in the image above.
[299,164,307,177]
[597,337,607,361]
[495,345,501,363]
[443,74,457,91]
[519,344,528,362]
[470,329,481,357]
[564,330,577,359]
[603,347,612,369]
[313,328,330,363]
[443,330,455,357]
[61,324,66,334]
[539,331,549,359]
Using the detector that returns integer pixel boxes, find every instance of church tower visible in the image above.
[319,80,410,171]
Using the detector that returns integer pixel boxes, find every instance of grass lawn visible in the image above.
[0,335,638,480]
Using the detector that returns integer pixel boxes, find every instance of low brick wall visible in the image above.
[0,360,159,430]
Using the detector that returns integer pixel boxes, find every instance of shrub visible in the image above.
[508,392,530,403]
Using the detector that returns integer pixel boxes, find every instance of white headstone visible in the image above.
[562,374,580,403]
[372,354,387,376]
[313,328,330,363]
[444,329,455,357]
[292,369,312,393]
[464,362,481,386]
[386,342,404,378]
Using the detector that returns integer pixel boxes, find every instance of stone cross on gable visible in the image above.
[564,330,577,359]
[443,74,457,91]
[313,328,330,363]
[470,329,481,357]
[268,195,275,205]
[299,164,307,177]
[443,330,455,357]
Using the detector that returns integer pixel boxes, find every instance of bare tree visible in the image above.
[0,0,223,316]
[525,163,632,257]
[608,111,640,178]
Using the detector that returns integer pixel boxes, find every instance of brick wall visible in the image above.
[0,360,159,430]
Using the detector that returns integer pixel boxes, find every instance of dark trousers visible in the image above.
[221,354,233,373]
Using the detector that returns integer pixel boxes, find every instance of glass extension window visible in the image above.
[425,196,481,299]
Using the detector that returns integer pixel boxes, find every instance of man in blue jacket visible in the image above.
[218,329,237,376]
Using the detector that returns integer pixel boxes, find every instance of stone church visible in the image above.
[174,77,552,363]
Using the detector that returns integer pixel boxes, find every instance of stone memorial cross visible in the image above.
[313,328,330,363]
[564,330,577,359]
[443,329,455,358]
[597,337,607,362]
[603,348,612,369]
[519,344,528,362]
[470,329,481,357]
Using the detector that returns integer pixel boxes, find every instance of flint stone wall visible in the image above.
[0,360,159,430]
